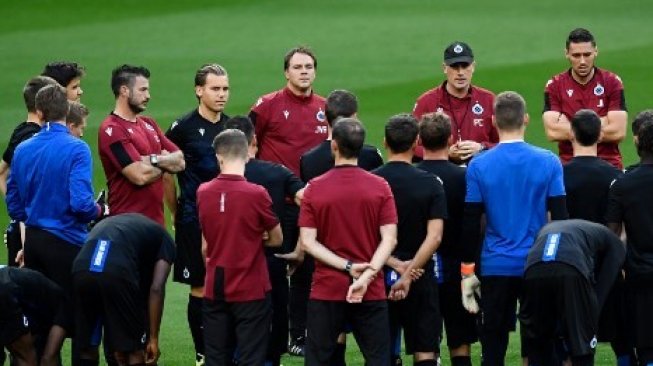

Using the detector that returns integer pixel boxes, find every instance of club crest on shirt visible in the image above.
[199,128,205,136]
[594,84,605,96]
[145,123,155,131]
[316,109,326,122]
[472,103,484,115]
[105,127,113,136]
[567,89,574,97]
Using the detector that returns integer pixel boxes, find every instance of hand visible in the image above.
[347,277,369,303]
[145,338,160,365]
[349,262,372,279]
[461,274,481,314]
[409,268,424,281]
[15,249,24,268]
[388,276,411,301]
[456,140,483,161]
[262,231,270,241]
[275,250,305,276]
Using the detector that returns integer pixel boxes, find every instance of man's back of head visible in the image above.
[23,76,57,114]
[332,118,365,160]
[419,112,452,152]
[494,91,527,132]
[212,129,249,163]
[570,109,601,147]
[35,84,69,123]
[325,90,358,126]
[224,116,255,145]
[637,117,653,160]
[384,114,418,154]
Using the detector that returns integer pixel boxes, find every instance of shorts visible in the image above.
[626,279,653,348]
[4,220,21,267]
[0,291,29,346]
[306,300,390,365]
[439,280,478,349]
[519,263,598,357]
[597,274,628,342]
[173,220,205,287]
[387,274,441,354]
[73,272,146,353]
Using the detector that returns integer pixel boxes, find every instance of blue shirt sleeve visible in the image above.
[6,168,26,221]
[547,153,566,197]
[465,160,483,203]
[68,143,98,222]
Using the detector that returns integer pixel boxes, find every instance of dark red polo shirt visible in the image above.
[413,82,498,158]
[250,87,327,177]
[298,165,398,301]
[98,113,179,226]
[544,67,626,168]
[197,174,278,302]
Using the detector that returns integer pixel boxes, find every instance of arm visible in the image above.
[156,150,185,173]
[294,188,305,206]
[6,171,26,222]
[542,111,572,142]
[300,227,353,271]
[0,159,8,196]
[201,234,207,262]
[264,223,283,247]
[162,173,177,224]
[547,196,569,221]
[69,146,100,222]
[599,111,627,143]
[594,232,626,308]
[146,259,172,364]
[121,159,163,186]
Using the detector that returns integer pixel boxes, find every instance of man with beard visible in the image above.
[98,64,185,226]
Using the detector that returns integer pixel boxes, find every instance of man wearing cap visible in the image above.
[543,28,627,169]
[413,42,498,163]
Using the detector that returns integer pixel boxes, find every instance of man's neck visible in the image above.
[113,102,138,122]
[572,144,598,157]
[422,148,449,161]
[387,151,413,164]
[498,129,525,142]
[334,156,357,166]
[445,82,470,99]
[220,161,246,176]
[287,83,312,97]
[26,112,42,125]
[571,68,595,85]
[198,104,220,123]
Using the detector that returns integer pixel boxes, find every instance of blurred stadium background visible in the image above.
[1,0,651,364]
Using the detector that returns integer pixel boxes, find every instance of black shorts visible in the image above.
[597,274,628,342]
[519,263,598,357]
[73,272,146,353]
[387,274,440,354]
[626,279,653,348]
[4,220,21,267]
[173,220,205,287]
[439,280,478,349]
[306,300,390,366]
[0,293,29,347]
[203,294,272,365]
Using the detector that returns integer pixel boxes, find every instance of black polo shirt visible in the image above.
[606,163,653,281]
[563,156,621,224]
[373,161,447,269]
[300,140,383,182]
[165,109,229,224]
[2,121,41,165]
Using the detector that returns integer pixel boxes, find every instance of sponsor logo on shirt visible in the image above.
[199,128,205,136]
[316,109,326,122]
[472,102,484,115]
[594,84,604,96]
[567,89,574,97]
[283,110,290,119]
[105,127,113,136]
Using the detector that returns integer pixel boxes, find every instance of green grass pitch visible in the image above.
[1,0,652,364]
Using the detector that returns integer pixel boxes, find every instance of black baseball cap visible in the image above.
[444,42,474,65]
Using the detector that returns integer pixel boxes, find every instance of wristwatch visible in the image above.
[344,260,353,273]
[149,154,159,167]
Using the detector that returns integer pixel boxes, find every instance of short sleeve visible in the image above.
[412,95,430,119]
[250,96,270,139]
[465,161,483,203]
[149,118,179,153]
[429,176,448,220]
[257,189,279,231]
[607,74,626,111]
[378,181,398,226]
[99,123,142,169]
[547,154,566,197]
[157,227,177,264]
[298,183,317,228]
[544,78,561,112]
[605,178,623,224]
[165,118,183,147]
[283,167,306,198]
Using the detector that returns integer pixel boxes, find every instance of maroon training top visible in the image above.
[298,165,398,301]
[198,174,279,302]
[98,114,179,226]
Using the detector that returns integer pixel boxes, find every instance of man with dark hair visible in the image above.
[413,41,498,163]
[606,116,653,365]
[459,91,567,365]
[0,266,66,366]
[224,116,305,366]
[1,76,57,268]
[625,110,653,172]
[72,213,175,366]
[416,112,478,366]
[162,63,230,366]
[300,117,398,365]
[373,114,446,366]
[98,64,185,227]
[198,129,283,365]
[543,28,627,169]
[66,101,89,138]
[5,84,104,360]
[41,61,85,102]
[519,220,625,366]
[249,46,328,355]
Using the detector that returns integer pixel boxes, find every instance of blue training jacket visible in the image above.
[6,122,99,246]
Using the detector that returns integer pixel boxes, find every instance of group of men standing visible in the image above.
[1,25,652,366]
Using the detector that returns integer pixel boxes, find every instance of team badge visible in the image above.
[127,128,134,134]
[316,109,326,122]
[594,84,605,96]
[23,315,29,327]
[199,128,205,136]
[589,336,598,349]
[145,123,155,131]
[283,110,290,119]
[105,127,113,136]
[567,89,574,97]
[141,333,147,344]
[171,121,178,130]
[453,44,463,54]
[183,267,190,279]
[473,118,484,127]
[472,102,484,115]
